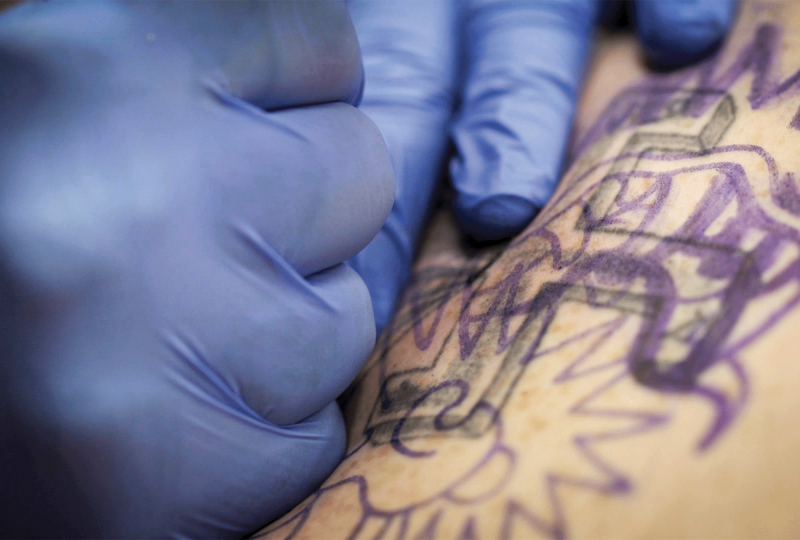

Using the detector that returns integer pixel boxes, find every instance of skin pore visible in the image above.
[257,2,800,539]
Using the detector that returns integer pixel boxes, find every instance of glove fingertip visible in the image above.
[637,0,737,68]
[455,193,538,243]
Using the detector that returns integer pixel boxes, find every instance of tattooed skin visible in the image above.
[257,4,800,539]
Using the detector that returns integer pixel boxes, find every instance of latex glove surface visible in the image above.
[0,1,392,538]
[348,0,737,333]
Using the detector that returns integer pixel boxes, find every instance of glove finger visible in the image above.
[346,0,458,333]
[450,0,597,242]
[175,400,347,538]
[154,0,366,109]
[11,352,346,538]
[634,0,738,68]
[0,0,365,109]
[205,98,394,278]
[348,213,416,336]
[157,233,375,426]
[1,256,352,537]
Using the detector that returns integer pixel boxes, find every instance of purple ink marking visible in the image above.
[770,172,800,216]
[390,380,469,458]
[257,407,515,540]
[457,516,478,540]
[500,498,564,540]
[573,23,800,160]
[263,29,800,539]
[330,141,800,540]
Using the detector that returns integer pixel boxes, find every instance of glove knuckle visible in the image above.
[233,264,373,425]
[288,266,374,397]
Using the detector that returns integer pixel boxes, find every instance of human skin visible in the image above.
[257,1,800,538]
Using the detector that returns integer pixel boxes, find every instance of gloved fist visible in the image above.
[348,0,737,333]
[0,1,392,537]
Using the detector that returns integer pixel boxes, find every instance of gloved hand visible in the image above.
[347,0,737,333]
[0,1,392,537]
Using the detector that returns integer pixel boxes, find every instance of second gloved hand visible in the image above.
[0,1,393,538]
[348,0,737,333]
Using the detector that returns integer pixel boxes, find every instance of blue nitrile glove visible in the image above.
[348,0,737,333]
[347,0,459,335]
[0,1,392,538]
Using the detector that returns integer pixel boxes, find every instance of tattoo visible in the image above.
[572,22,800,161]
[258,18,800,540]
